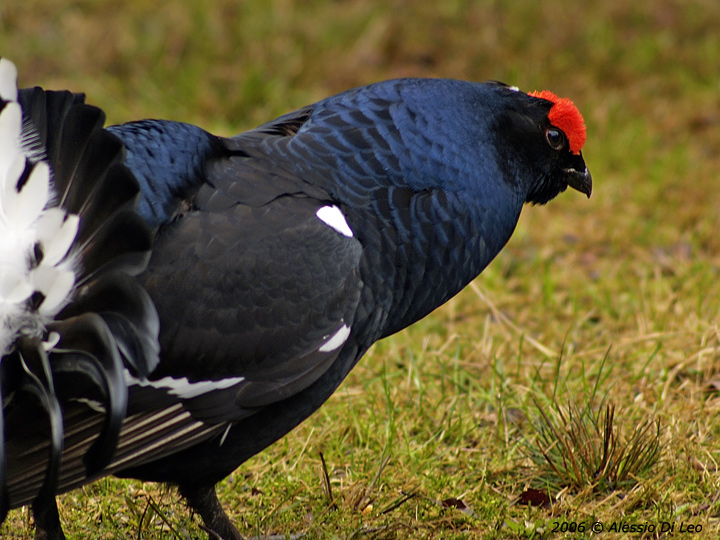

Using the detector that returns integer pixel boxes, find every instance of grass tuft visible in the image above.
[522,395,662,494]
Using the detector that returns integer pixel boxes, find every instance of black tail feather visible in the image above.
[49,314,127,476]
[16,342,64,512]
[0,380,7,523]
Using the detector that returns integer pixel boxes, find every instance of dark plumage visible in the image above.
[3,70,591,540]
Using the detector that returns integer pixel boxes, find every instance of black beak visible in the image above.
[565,152,592,198]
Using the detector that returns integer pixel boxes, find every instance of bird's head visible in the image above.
[527,89,591,202]
[490,86,591,205]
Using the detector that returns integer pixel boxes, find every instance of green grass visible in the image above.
[3,0,720,538]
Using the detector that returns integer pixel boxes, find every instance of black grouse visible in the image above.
[1,59,591,539]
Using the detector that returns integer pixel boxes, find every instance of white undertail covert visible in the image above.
[0,58,80,356]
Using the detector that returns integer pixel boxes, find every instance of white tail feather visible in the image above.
[0,58,81,356]
[0,102,23,173]
[8,160,50,230]
[37,209,80,266]
[0,58,18,102]
[31,266,76,314]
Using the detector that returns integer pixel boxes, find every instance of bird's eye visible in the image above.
[545,128,566,151]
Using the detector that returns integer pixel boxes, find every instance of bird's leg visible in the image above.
[32,499,66,540]
[179,483,243,540]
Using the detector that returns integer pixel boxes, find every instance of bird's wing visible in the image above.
[135,190,364,416]
[93,196,364,482]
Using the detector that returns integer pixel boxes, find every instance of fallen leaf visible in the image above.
[516,488,555,508]
[441,497,467,510]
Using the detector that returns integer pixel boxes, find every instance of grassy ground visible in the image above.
[2,0,720,538]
